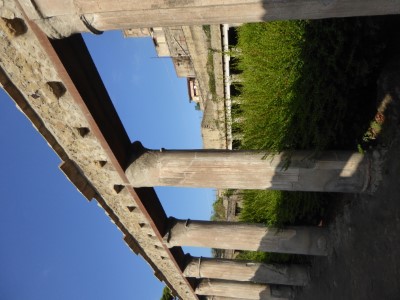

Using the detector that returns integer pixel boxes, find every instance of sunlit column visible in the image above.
[184,256,309,286]
[18,0,400,38]
[164,219,329,256]
[126,147,372,193]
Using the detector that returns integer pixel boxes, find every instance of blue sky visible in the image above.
[0,31,214,299]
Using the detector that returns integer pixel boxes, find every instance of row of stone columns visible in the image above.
[125,147,375,298]
[128,146,376,299]
[165,218,321,299]
[9,1,388,299]
[18,2,383,298]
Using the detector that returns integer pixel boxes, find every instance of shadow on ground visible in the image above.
[293,52,400,300]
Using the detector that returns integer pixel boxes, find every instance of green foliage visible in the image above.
[206,50,217,99]
[236,18,387,152]
[230,17,395,264]
[202,25,211,39]
[235,250,307,265]
[236,21,304,151]
[211,248,224,258]
[160,286,174,300]
[211,197,225,221]
[236,251,291,264]
[239,190,326,227]
[223,189,236,198]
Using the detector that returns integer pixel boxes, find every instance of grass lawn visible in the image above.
[224,16,399,263]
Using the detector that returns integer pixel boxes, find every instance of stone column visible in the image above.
[184,256,309,286]
[164,219,329,256]
[18,0,400,38]
[196,279,292,300]
[126,148,372,193]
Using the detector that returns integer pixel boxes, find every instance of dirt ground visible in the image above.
[293,54,400,300]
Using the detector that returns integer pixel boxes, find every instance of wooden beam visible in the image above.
[195,279,292,300]
[164,219,329,256]
[19,0,400,38]
[184,256,309,286]
[126,148,372,193]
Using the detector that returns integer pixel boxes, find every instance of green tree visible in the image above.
[160,286,175,300]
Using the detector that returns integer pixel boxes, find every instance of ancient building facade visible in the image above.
[0,1,393,299]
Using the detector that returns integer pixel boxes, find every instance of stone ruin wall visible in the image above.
[125,24,228,150]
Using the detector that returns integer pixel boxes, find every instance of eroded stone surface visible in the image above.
[0,1,197,299]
